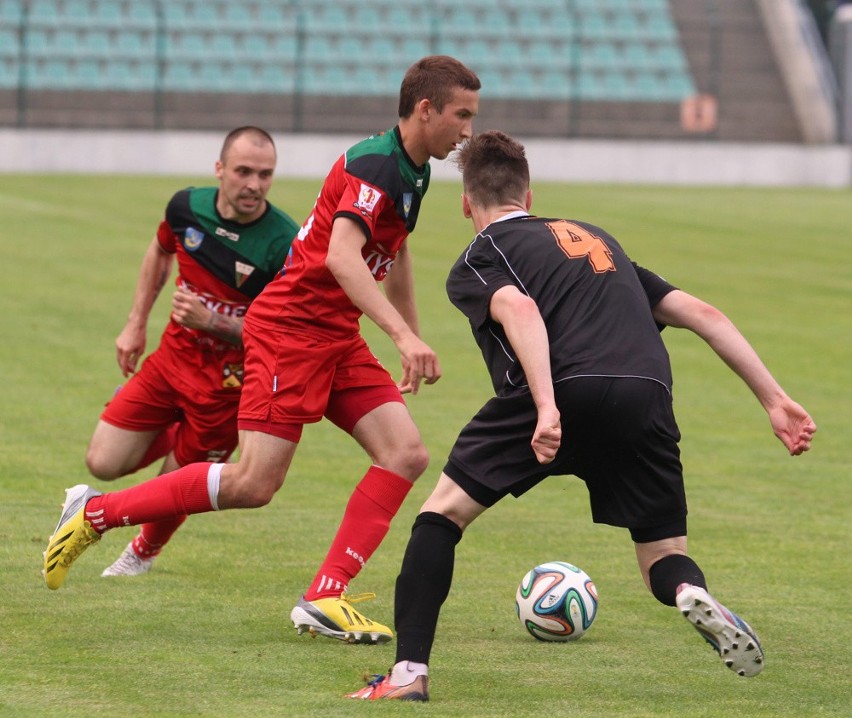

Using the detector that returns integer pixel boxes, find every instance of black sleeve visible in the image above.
[632,262,678,308]
[632,262,678,331]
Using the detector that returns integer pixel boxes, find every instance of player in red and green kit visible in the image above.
[84,126,300,577]
[44,57,481,645]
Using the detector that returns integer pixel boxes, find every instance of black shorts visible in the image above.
[444,376,687,540]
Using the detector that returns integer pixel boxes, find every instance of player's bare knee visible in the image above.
[84,450,123,481]
[221,467,280,508]
[394,441,430,481]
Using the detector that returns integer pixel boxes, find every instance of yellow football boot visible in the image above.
[290,592,393,644]
[43,485,102,590]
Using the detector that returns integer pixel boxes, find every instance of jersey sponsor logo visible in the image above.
[234,260,256,288]
[179,280,248,317]
[364,243,395,280]
[184,226,205,251]
[402,192,413,218]
[215,227,240,242]
[355,183,382,215]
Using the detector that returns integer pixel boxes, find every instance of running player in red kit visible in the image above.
[44,56,481,645]
[85,126,300,577]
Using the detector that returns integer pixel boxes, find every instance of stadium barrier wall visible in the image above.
[0,128,849,187]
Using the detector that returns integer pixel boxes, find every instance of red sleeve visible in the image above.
[334,174,392,241]
[156,219,178,254]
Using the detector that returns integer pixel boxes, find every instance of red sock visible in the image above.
[85,462,216,533]
[129,423,179,475]
[304,466,413,601]
[131,516,189,558]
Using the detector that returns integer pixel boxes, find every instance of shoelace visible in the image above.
[340,592,376,604]
[115,551,147,571]
[59,523,100,566]
[365,674,387,688]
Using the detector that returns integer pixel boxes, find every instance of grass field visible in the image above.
[0,175,849,717]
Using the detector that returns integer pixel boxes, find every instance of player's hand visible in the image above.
[531,407,561,464]
[396,335,441,395]
[769,398,817,456]
[115,323,146,377]
[171,287,210,330]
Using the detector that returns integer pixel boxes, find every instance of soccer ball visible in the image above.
[515,561,598,642]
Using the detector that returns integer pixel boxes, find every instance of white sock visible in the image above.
[389,661,428,686]
[207,463,224,511]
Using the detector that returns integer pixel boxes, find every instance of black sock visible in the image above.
[394,511,463,665]
[648,554,707,607]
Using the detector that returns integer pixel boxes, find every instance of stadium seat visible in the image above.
[400,36,431,61]
[114,29,155,58]
[125,2,157,28]
[104,58,157,91]
[0,26,17,53]
[21,28,50,54]
[222,3,254,29]
[210,33,239,57]
[0,56,18,88]
[89,1,122,26]
[26,0,60,22]
[0,0,22,22]
[256,1,292,26]
[24,57,72,89]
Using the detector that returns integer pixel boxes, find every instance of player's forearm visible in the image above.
[326,226,415,345]
[654,290,787,411]
[508,321,555,409]
[383,248,420,336]
[336,262,413,343]
[493,291,556,410]
[127,238,172,327]
[699,321,788,411]
[204,312,244,346]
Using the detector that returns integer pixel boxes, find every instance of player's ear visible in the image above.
[214,159,224,180]
[417,98,432,122]
[462,193,472,218]
[525,189,533,212]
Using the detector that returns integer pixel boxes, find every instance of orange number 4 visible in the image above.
[547,220,615,273]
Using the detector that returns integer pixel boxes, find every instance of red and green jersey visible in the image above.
[247,126,431,340]
[157,186,299,352]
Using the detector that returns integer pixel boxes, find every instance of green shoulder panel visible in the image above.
[169,187,298,298]
[344,129,431,232]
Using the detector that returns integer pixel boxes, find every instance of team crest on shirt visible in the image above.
[184,227,204,251]
[355,183,382,216]
[222,362,244,388]
[235,261,255,288]
[402,192,413,218]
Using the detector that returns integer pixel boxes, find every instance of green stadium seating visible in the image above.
[0,0,22,22]
[5,0,695,103]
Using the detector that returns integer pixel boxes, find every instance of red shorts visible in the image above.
[100,343,242,465]
[238,323,404,442]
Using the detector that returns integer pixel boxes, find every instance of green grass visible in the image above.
[0,176,849,717]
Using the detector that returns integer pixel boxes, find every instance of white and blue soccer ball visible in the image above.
[515,561,598,641]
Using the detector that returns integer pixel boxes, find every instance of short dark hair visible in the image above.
[398,55,481,118]
[220,126,276,162]
[456,130,530,208]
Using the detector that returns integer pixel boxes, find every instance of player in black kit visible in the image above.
[346,131,816,702]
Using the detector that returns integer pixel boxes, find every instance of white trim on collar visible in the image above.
[490,210,530,225]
